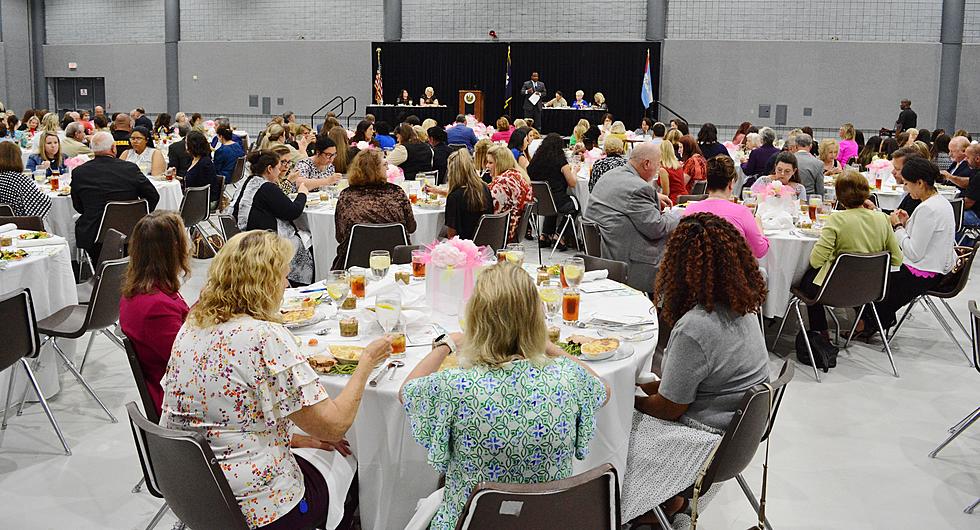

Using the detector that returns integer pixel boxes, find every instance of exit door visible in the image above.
[50,77,106,114]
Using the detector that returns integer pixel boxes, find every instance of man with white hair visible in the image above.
[941,135,974,189]
[791,133,825,196]
[62,121,93,157]
[70,131,159,260]
[585,142,679,292]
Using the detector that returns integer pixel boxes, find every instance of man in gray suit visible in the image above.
[521,72,546,127]
[791,133,825,197]
[585,143,679,293]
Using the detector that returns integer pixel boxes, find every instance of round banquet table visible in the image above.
[873,187,958,211]
[149,178,184,211]
[288,265,657,530]
[0,231,79,405]
[758,229,819,318]
[301,205,445,282]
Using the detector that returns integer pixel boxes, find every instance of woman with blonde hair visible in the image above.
[486,144,533,242]
[473,138,493,182]
[420,86,439,106]
[660,139,686,203]
[333,149,417,268]
[570,118,590,147]
[903,128,919,147]
[608,120,628,147]
[26,131,68,176]
[401,263,608,530]
[261,123,309,162]
[593,92,607,110]
[441,149,493,239]
[30,112,61,154]
[819,137,843,176]
[162,230,391,530]
[837,122,859,167]
[490,117,513,143]
[327,126,355,173]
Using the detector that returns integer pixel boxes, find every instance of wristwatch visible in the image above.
[432,333,457,355]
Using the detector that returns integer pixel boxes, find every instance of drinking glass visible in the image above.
[411,249,427,279]
[562,257,585,289]
[326,270,350,310]
[390,323,407,359]
[348,267,366,299]
[562,289,581,324]
[504,243,525,266]
[369,250,391,280]
[376,292,402,334]
[538,280,562,324]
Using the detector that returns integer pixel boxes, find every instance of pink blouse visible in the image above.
[837,139,859,168]
[683,198,770,258]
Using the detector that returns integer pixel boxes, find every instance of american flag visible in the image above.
[374,49,383,104]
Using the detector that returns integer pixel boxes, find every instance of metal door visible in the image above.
[50,77,106,112]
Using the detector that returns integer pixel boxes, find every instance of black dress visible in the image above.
[445,185,493,240]
[528,159,575,236]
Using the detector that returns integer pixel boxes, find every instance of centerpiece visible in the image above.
[420,237,492,315]
[755,180,799,230]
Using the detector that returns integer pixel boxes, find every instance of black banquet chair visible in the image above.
[343,223,408,269]
[471,212,510,252]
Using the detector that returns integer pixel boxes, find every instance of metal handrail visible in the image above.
[340,96,357,129]
[310,96,345,129]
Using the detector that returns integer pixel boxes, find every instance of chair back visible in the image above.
[417,169,439,185]
[122,337,160,424]
[218,214,240,241]
[677,194,708,205]
[575,253,627,284]
[180,185,211,227]
[96,200,149,243]
[949,198,964,233]
[509,200,537,245]
[94,229,127,271]
[84,258,129,331]
[448,144,468,153]
[0,204,13,216]
[0,289,41,372]
[530,182,560,216]
[928,244,979,298]
[455,464,620,530]
[126,403,249,529]
[581,220,602,257]
[344,223,408,268]
[229,157,246,184]
[393,244,422,265]
[690,180,708,195]
[0,216,45,231]
[968,300,980,376]
[472,212,510,252]
[814,252,890,308]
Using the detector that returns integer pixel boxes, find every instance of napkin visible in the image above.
[0,223,16,235]
[15,235,68,248]
[369,278,426,308]
[582,269,608,282]
[579,278,624,294]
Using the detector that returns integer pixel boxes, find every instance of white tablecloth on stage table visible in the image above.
[302,206,445,281]
[289,267,656,530]
[0,233,78,404]
[758,230,818,318]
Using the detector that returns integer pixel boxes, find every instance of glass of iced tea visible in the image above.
[390,324,407,359]
[562,288,580,324]
[348,267,366,299]
[808,196,821,221]
[411,249,426,279]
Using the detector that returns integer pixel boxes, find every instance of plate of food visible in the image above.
[415,198,445,210]
[562,335,631,362]
[0,248,29,261]
[280,306,324,329]
[18,231,51,240]
[327,344,365,365]
[307,354,338,374]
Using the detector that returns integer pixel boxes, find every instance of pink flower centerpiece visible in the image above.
[64,155,89,172]
[421,237,492,314]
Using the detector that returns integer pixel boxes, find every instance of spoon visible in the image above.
[369,361,398,387]
[387,360,405,380]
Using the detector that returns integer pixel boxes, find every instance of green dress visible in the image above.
[402,356,606,530]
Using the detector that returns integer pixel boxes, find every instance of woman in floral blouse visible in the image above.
[486,145,533,243]
[400,263,609,530]
[161,230,392,530]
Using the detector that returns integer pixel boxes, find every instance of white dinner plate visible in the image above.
[580,342,634,362]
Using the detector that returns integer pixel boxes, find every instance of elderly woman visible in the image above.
[486,145,533,242]
[750,151,807,200]
[120,126,166,177]
[571,90,590,109]
[743,132,762,153]
[684,156,768,258]
[855,156,957,337]
[232,150,314,285]
[0,142,51,218]
[607,121,629,146]
[589,136,628,191]
[837,122,859,167]
[623,212,770,525]
[387,123,435,180]
[162,230,391,530]
[333,149,417,269]
[26,131,68,176]
[419,86,439,106]
[819,138,843,176]
[742,127,778,177]
[401,263,608,530]
[592,92,607,110]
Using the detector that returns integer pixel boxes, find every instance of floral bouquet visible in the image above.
[386,163,404,184]
[421,237,492,314]
[866,159,894,187]
[755,181,798,230]
[355,140,375,151]
[64,155,90,172]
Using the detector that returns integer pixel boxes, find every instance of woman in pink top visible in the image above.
[490,116,514,143]
[837,122,859,167]
[119,211,191,416]
[682,156,769,258]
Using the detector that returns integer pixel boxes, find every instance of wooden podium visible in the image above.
[458,90,484,123]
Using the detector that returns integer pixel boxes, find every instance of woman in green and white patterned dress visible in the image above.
[400,263,609,530]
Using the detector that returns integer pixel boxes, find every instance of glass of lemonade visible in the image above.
[538,280,562,324]
[562,257,585,289]
[326,270,350,316]
[369,250,391,280]
[504,243,525,266]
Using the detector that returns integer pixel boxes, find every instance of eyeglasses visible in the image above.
[279,160,290,165]
[321,152,337,159]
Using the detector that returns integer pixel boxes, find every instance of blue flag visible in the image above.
[641,49,653,109]
[504,46,512,112]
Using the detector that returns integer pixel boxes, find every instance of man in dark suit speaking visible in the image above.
[71,131,159,260]
[521,72,546,127]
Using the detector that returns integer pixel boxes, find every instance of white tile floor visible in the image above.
[1,249,978,529]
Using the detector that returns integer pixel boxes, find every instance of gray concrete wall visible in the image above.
[955,44,980,131]
[2,0,34,112]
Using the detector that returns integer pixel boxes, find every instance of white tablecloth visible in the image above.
[758,230,818,318]
[151,179,183,211]
[290,266,656,529]
[0,233,78,404]
[302,206,445,281]
[873,188,957,211]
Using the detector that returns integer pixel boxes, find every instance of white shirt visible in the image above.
[123,147,158,174]
[895,193,957,274]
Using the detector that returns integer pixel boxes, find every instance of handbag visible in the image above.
[795,330,838,371]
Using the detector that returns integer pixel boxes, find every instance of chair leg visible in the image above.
[51,338,118,423]
[948,406,980,433]
[869,304,899,377]
[78,332,98,374]
[922,297,971,364]
[1,365,15,429]
[793,301,821,382]
[549,216,572,260]
[843,305,866,349]
[939,299,975,366]
[769,299,795,351]
[827,309,842,346]
[929,407,980,458]
[886,298,918,342]
[736,473,774,530]
[101,327,126,350]
[535,214,543,265]
[966,497,979,514]
[132,476,145,493]
[145,502,170,530]
[651,505,673,530]
[19,358,71,455]
[15,356,43,416]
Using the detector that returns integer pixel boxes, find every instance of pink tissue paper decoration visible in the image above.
[204,120,215,129]
[422,237,494,314]
[355,141,373,151]
[385,164,404,183]
[64,156,89,170]
[755,181,796,201]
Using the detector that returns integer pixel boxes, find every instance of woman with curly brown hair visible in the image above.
[621,212,771,526]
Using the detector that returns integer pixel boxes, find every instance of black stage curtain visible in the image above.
[372,42,661,132]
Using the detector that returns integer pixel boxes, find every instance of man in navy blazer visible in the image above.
[445,114,479,151]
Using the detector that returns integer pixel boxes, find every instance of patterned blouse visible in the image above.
[160,316,328,529]
[295,158,335,181]
[333,183,417,269]
[402,357,606,530]
[0,170,52,218]
[683,154,707,183]
[589,154,628,191]
[488,169,533,242]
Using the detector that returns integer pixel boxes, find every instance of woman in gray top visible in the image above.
[622,212,771,526]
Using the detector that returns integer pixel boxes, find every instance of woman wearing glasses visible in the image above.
[295,135,343,190]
